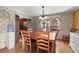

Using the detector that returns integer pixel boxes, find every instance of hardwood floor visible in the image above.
[0,40,74,53]
[56,40,74,53]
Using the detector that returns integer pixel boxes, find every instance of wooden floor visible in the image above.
[56,40,74,53]
[0,40,74,53]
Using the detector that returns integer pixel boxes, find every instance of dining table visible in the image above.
[29,30,58,53]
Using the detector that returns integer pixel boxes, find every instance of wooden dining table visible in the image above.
[29,31,58,53]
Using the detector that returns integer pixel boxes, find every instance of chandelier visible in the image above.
[39,6,48,20]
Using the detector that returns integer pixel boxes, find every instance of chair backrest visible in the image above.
[54,30,59,40]
[21,30,31,44]
[35,31,50,52]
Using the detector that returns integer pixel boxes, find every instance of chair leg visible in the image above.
[37,48,39,53]
[48,47,51,53]
[22,40,25,50]
[48,50,50,53]
[53,44,56,53]
[54,44,56,53]
[30,45,31,53]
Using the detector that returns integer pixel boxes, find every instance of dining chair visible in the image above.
[21,30,31,52]
[35,31,50,53]
[51,31,59,53]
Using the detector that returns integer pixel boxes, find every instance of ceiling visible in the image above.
[8,6,75,17]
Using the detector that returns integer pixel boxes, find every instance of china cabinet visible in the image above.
[40,16,60,31]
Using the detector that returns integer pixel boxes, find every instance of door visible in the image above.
[15,15,20,45]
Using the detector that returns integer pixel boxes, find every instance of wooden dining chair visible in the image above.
[35,31,50,53]
[51,31,59,53]
[21,30,31,52]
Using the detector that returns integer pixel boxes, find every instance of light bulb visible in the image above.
[39,16,42,19]
[44,16,48,19]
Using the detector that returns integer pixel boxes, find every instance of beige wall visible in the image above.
[31,12,73,39]
[30,17,40,31]
[57,12,73,39]
[0,6,15,49]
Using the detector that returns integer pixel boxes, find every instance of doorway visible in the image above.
[15,15,20,45]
